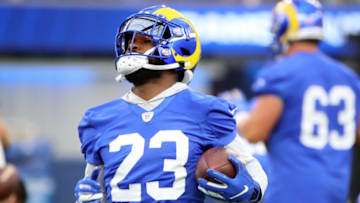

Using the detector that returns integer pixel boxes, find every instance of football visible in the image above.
[0,164,20,199]
[195,147,236,183]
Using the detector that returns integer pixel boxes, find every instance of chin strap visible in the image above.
[114,60,183,83]
[115,48,155,76]
[115,66,193,84]
[115,49,194,84]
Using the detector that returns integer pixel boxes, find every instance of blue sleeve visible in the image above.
[252,68,288,100]
[204,99,237,147]
[78,110,103,165]
[356,79,360,122]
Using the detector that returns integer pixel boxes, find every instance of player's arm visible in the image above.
[0,120,9,168]
[198,99,267,202]
[198,136,268,202]
[0,120,10,150]
[237,94,283,143]
[225,136,268,197]
[75,111,105,203]
[356,119,360,145]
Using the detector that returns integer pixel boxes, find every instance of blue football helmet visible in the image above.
[114,5,201,83]
[271,0,323,55]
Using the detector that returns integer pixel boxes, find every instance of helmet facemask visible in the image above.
[115,14,190,82]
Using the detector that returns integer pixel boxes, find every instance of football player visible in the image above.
[0,121,27,203]
[237,0,360,203]
[74,5,267,203]
[0,173,27,203]
[0,120,8,168]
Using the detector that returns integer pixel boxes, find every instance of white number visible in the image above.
[109,133,144,201]
[147,130,188,200]
[109,130,189,202]
[300,86,328,149]
[329,86,356,149]
[300,85,356,150]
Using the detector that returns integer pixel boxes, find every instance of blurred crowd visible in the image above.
[1,0,360,5]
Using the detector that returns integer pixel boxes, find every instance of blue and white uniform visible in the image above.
[79,83,267,203]
[253,52,360,203]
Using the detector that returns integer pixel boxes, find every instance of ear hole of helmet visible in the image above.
[180,48,191,56]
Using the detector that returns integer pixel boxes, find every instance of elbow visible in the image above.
[245,131,267,144]
[238,124,268,143]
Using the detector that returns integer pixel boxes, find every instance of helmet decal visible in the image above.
[154,7,201,70]
[275,2,300,43]
[153,7,185,21]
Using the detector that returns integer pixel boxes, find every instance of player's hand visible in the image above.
[74,167,104,203]
[197,154,261,202]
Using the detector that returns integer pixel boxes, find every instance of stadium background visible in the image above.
[0,0,359,202]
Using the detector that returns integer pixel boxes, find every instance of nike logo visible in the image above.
[228,107,238,115]
[230,185,248,199]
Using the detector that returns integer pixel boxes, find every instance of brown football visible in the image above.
[195,147,236,183]
[0,164,20,199]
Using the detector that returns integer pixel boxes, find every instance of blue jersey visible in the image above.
[78,88,237,203]
[253,52,360,203]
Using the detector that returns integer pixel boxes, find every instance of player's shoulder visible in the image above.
[318,53,360,83]
[257,52,330,79]
[175,89,236,121]
[82,98,129,122]
[181,88,217,103]
[254,61,288,88]
[253,54,309,92]
[180,88,233,110]
[331,58,359,80]
[257,58,288,79]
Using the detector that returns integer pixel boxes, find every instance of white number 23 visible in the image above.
[109,130,189,202]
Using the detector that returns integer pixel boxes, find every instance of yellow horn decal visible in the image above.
[172,35,201,70]
[275,1,299,43]
[154,7,186,21]
[154,7,201,69]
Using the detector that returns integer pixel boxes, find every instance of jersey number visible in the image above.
[300,85,356,150]
[109,130,189,201]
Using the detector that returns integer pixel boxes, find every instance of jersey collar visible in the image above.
[122,82,188,105]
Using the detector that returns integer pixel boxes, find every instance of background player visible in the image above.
[74,5,267,203]
[0,175,27,203]
[0,120,9,168]
[0,120,27,203]
[237,0,360,203]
